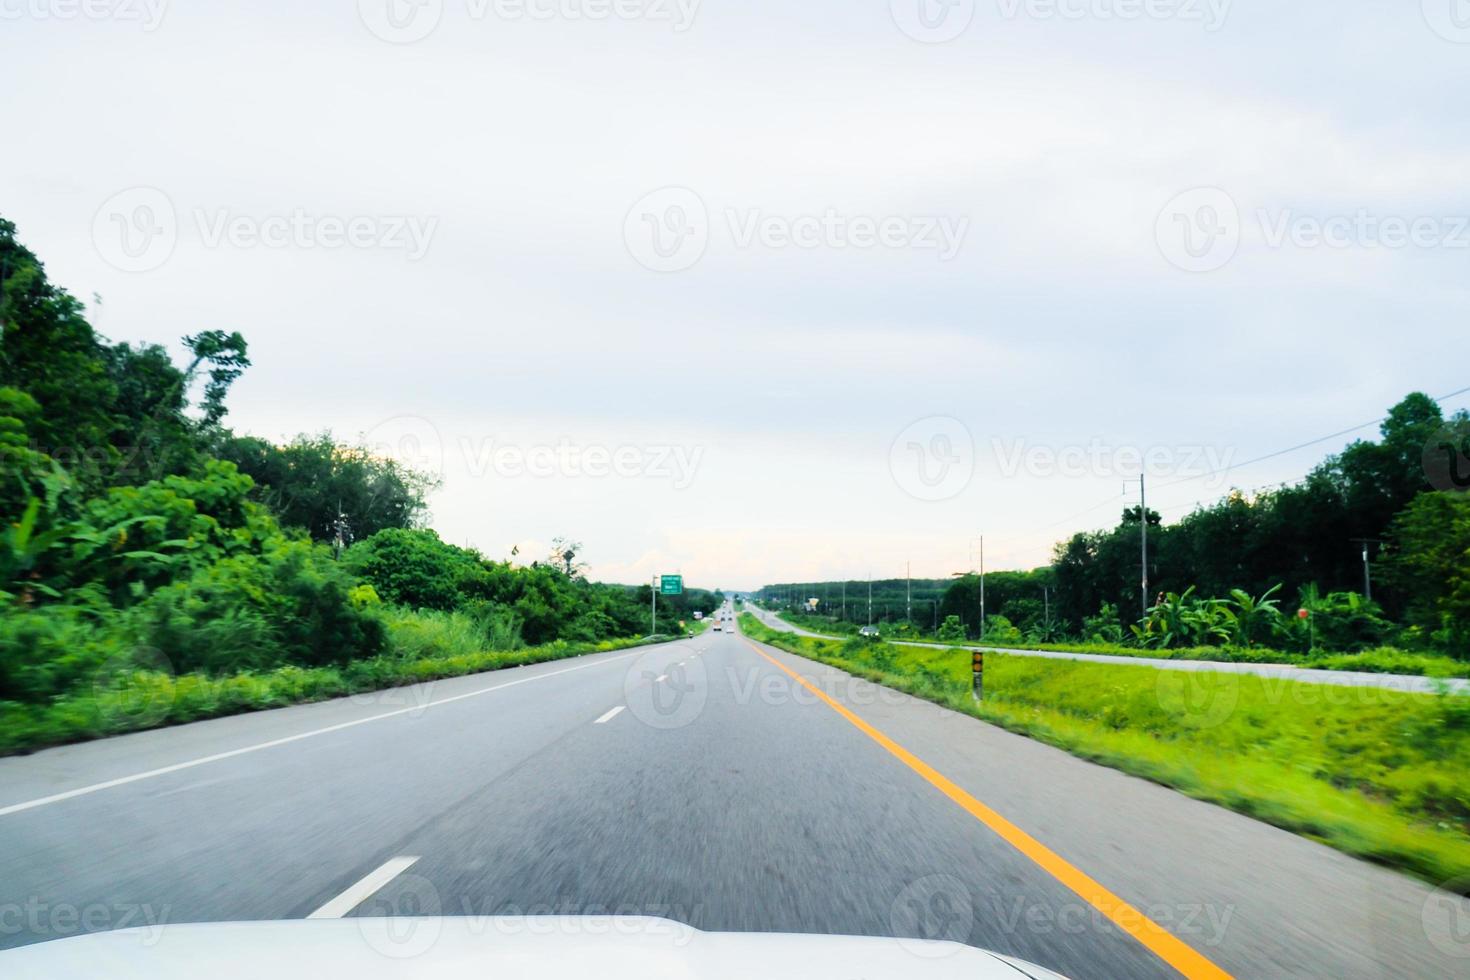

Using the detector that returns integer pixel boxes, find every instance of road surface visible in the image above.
[1,624,1465,977]
[746,606,1470,694]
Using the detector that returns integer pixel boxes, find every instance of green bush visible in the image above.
[344,528,480,611]
[0,602,119,703]
[137,539,386,673]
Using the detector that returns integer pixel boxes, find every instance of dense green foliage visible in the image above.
[740,614,1470,888]
[0,217,711,752]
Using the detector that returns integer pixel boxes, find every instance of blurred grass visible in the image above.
[741,613,1470,889]
[772,610,1470,678]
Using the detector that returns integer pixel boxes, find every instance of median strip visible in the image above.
[744,638,1233,980]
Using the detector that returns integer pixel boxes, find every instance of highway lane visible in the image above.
[745,606,1470,694]
[1,624,1465,977]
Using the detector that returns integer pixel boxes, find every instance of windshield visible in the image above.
[2,4,1469,979]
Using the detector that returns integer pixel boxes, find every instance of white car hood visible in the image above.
[1,916,1067,979]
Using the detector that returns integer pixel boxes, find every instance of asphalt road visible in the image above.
[1,622,1466,978]
[747,606,1470,694]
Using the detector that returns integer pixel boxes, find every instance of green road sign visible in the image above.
[660,575,683,595]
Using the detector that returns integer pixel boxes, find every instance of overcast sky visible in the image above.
[4,1,1468,590]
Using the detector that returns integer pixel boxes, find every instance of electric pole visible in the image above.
[1139,473,1149,620]
[1350,539,1379,601]
[979,535,986,641]
[906,562,912,623]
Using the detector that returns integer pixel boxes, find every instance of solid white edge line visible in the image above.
[593,705,626,724]
[308,856,421,919]
[0,647,651,818]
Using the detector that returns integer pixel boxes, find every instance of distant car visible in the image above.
[858,626,880,638]
[712,623,722,632]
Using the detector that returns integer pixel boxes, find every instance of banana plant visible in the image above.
[0,497,72,602]
[1228,584,1283,648]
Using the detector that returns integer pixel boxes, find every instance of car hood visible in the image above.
[1,916,1067,979]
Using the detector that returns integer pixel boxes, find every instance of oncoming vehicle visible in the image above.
[858,625,880,639]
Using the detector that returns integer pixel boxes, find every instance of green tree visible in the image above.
[221,432,437,542]
[1384,491,1470,655]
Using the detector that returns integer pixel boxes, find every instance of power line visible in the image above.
[988,383,1470,566]
[1150,383,1470,493]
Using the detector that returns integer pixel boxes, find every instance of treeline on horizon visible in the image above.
[0,217,718,718]
[761,393,1470,657]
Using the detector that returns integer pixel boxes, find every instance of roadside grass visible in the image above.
[0,613,669,756]
[740,614,1470,889]
[771,611,1470,678]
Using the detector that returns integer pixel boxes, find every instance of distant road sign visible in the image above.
[660,575,684,595]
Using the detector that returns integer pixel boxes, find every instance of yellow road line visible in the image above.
[744,639,1232,980]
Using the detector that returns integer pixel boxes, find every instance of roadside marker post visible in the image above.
[972,650,984,700]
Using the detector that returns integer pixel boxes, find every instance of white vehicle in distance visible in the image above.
[858,625,880,638]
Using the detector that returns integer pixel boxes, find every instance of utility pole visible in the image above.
[979,535,986,641]
[651,573,658,635]
[1350,539,1379,601]
[841,580,846,621]
[906,562,912,623]
[1043,584,1050,633]
[1139,473,1149,620]
[868,574,873,626]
